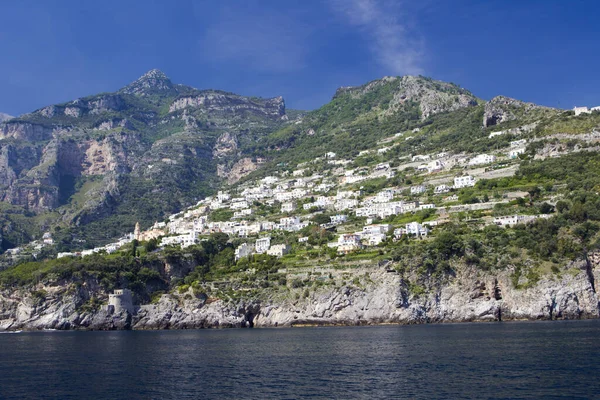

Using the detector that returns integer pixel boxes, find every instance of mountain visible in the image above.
[0,70,288,250]
[2,72,600,331]
[0,113,13,123]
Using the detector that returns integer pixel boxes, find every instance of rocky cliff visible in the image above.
[1,258,597,331]
[483,95,558,127]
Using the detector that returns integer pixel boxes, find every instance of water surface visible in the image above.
[1,320,599,399]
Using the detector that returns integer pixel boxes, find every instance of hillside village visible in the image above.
[2,75,600,331]
[20,114,596,266]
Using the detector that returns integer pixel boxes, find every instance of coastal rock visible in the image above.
[1,260,598,331]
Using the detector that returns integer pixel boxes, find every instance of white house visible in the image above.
[281,201,296,213]
[330,214,348,224]
[510,139,527,148]
[434,184,450,194]
[508,147,526,159]
[404,222,429,237]
[332,234,363,254]
[469,154,496,166]
[230,200,249,210]
[217,191,230,202]
[572,106,600,116]
[335,198,359,211]
[235,243,254,260]
[255,237,271,254]
[411,185,426,195]
[454,175,476,188]
[267,244,291,257]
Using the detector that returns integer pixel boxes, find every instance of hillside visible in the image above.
[2,73,600,330]
[0,70,290,251]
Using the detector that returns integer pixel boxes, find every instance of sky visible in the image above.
[1,0,599,116]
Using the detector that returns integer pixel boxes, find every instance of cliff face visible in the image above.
[1,259,598,331]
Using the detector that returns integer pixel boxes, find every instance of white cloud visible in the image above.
[199,5,313,73]
[330,0,425,75]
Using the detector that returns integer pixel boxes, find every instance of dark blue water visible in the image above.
[1,321,599,399]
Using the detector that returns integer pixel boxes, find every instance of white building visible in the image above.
[572,106,600,116]
[230,199,249,210]
[410,185,426,195]
[404,222,429,237]
[217,191,230,202]
[262,176,279,185]
[330,234,363,254]
[419,159,443,173]
[510,139,527,148]
[434,184,450,194]
[267,244,291,257]
[255,237,271,254]
[233,209,253,218]
[469,154,496,166]
[330,214,348,224]
[508,147,526,159]
[235,243,254,260]
[335,198,359,211]
[281,201,296,213]
[454,175,476,188]
[161,231,198,248]
[42,232,53,245]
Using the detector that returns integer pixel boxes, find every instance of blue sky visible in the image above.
[1,0,599,116]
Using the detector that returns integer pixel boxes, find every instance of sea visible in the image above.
[1,320,599,399]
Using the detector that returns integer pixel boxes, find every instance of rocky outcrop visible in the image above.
[1,259,598,331]
[483,95,557,127]
[120,69,174,96]
[0,113,13,123]
[169,92,285,119]
[335,75,479,120]
[0,121,55,141]
[212,132,238,158]
[219,157,258,184]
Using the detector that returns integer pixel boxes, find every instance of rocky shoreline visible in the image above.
[1,260,599,332]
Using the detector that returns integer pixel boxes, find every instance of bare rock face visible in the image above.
[224,157,258,184]
[483,95,557,127]
[169,92,285,119]
[389,76,479,119]
[0,121,54,141]
[213,132,238,158]
[0,132,138,213]
[0,112,13,123]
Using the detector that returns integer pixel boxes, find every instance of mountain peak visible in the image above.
[120,69,174,96]
[0,112,14,123]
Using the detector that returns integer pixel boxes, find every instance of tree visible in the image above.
[131,239,139,258]
[144,238,158,253]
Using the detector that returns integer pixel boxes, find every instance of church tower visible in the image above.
[134,222,141,241]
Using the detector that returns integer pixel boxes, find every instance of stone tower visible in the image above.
[134,222,141,241]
